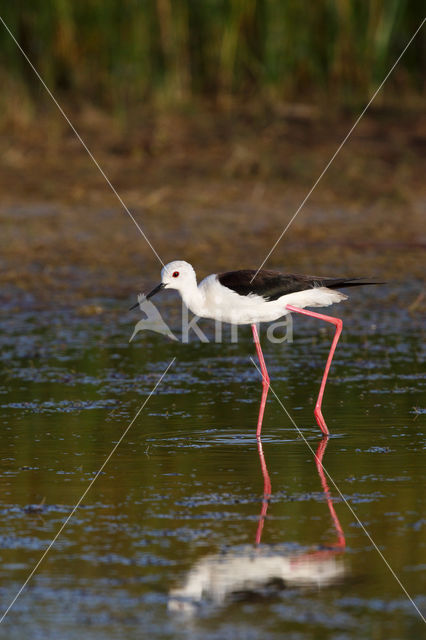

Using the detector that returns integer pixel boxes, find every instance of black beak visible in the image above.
[129,283,165,310]
[146,282,166,299]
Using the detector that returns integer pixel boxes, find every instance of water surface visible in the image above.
[0,288,424,639]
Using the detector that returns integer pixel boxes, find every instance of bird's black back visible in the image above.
[218,269,381,301]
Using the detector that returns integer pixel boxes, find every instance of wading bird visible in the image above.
[131,260,380,437]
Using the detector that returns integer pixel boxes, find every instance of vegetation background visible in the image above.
[1,0,424,110]
[0,1,424,302]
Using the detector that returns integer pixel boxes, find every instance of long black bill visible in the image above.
[129,282,165,310]
[146,282,166,299]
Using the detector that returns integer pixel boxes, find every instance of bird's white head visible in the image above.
[143,260,197,300]
[161,260,196,291]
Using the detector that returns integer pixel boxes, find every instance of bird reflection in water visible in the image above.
[169,436,346,613]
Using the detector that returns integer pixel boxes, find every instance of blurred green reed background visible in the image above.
[0,0,424,113]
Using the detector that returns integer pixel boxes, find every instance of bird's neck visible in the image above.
[180,280,205,317]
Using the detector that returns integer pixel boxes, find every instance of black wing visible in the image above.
[218,269,381,301]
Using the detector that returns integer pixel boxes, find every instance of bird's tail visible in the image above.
[325,278,385,290]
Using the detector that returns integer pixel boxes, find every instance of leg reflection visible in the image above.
[254,435,346,552]
[255,438,271,545]
[314,436,346,550]
[168,436,347,611]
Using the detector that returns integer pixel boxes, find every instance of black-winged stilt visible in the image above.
[132,260,380,437]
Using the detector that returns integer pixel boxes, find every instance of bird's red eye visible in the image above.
[172,271,179,278]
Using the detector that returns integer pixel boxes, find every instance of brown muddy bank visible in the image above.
[0,107,425,307]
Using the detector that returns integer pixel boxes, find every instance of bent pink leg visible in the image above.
[285,305,343,436]
[255,438,271,545]
[251,323,270,439]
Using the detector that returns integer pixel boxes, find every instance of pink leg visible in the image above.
[255,439,271,545]
[285,305,343,436]
[251,323,270,439]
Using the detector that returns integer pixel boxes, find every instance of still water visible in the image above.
[0,288,424,639]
